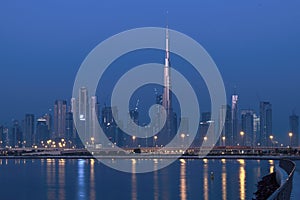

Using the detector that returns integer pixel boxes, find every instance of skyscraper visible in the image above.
[219,105,232,146]
[43,113,52,134]
[1,126,9,148]
[198,112,215,146]
[231,94,238,146]
[90,96,99,144]
[36,118,49,145]
[289,113,299,147]
[128,109,139,134]
[78,87,89,144]
[79,87,89,121]
[162,27,177,144]
[66,112,74,141]
[259,101,272,146]
[54,100,67,140]
[24,114,34,147]
[70,97,79,142]
[179,117,189,146]
[12,120,22,147]
[253,113,260,146]
[241,110,254,146]
[101,106,119,145]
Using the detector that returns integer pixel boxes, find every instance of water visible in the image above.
[291,161,300,199]
[0,159,278,200]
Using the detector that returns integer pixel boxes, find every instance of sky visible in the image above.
[0,0,300,144]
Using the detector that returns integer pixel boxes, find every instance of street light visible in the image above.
[269,135,274,147]
[289,132,293,147]
[203,136,208,146]
[180,133,185,147]
[132,135,136,147]
[240,131,245,146]
[91,137,95,146]
[222,136,226,146]
[153,135,158,147]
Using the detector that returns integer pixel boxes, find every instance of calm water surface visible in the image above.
[0,159,280,200]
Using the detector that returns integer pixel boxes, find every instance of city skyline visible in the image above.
[1,2,300,200]
[1,88,299,148]
[1,1,300,145]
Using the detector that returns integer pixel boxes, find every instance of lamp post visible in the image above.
[269,135,274,147]
[289,132,293,147]
[132,135,136,147]
[91,137,95,148]
[222,136,226,146]
[180,133,185,147]
[240,131,245,146]
[203,136,208,147]
[153,135,158,147]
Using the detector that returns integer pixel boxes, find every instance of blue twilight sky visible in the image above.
[0,0,300,144]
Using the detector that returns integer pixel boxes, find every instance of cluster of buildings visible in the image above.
[196,96,299,148]
[0,27,299,149]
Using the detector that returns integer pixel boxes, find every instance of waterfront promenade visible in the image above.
[1,146,300,160]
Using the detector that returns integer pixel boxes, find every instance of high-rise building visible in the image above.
[54,100,67,140]
[90,96,99,144]
[241,110,254,146]
[1,126,9,148]
[0,126,3,147]
[197,112,215,146]
[70,97,79,143]
[289,113,299,147]
[231,94,239,146]
[78,87,89,144]
[128,109,139,137]
[79,87,89,121]
[219,105,232,146]
[161,27,177,145]
[43,113,52,133]
[179,117,189,146]
[24,114,35,147]
[259,101,272,146]
[36,118,49,145]
[66,112,74,141]
[101,106,120,145]
[253,113,260,146]
[12,120,22,147]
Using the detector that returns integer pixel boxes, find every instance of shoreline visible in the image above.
[0,155,300,160]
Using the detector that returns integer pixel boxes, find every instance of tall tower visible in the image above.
[259,101,272,146]
[289,113,299,147]
[219,105,232,146]
[162,27,177,142]
[90,96,99,144]
[231,94,238,146]
[241,110,254,146]
[163,27,171,111]
[54,100,67,140]
[24,114,35,147]
[78,87,89,144]
[36,118,49,145]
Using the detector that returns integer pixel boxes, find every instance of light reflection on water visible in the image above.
[238,159,246,200]
[203,159,209,200]
[131,159,137,200]
[179,159,187,200]
[90,159,95,200]
[221,159,226,200]
[269,160,275,173]
[78,159,86,200]
[153,159,159,200]
[0,158,279,200]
